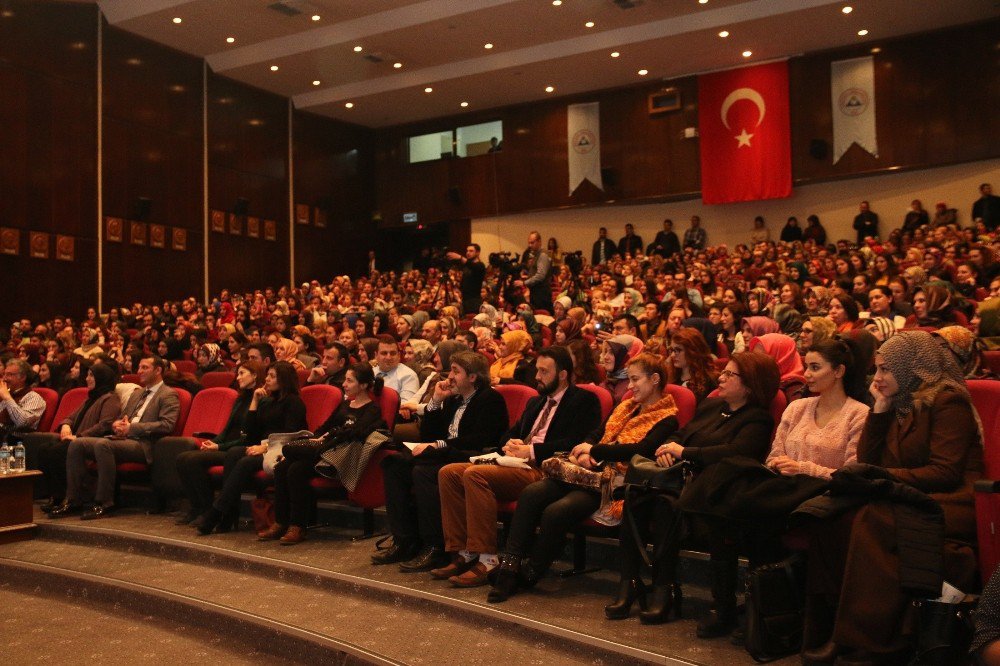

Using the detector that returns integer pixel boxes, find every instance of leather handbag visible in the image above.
[540,453,605,491]
[623,454,690,494]
[910,597,978,666]
[744,556,805,663]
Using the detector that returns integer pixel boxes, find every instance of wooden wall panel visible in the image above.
[0,1,97,324]
[377,20,1000,229]
[292,110,375,283]
[207,72,289,294]
[102,24,204,309]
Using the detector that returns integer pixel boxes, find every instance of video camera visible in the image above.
[488,251,521,276]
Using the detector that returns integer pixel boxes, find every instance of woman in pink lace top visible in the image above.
[765,337,870,479]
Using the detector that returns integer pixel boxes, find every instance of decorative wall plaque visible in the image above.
[264,219,276,241]
[150,224,166,248]
[130,221,146,246]
[29,231,49,259]
[105,216,123,242]
[247,216,260,238]
[172,227,187,251]
[56,235,74,261]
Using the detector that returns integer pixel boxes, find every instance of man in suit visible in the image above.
[617,223,644,257]
[432,346,601,587]
[853,200,879,244]
[591,227,616,265]
[374,351,509,569]
[52,355,179,520]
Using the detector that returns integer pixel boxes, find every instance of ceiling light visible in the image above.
[718,30,729,38]
[393,62,402,68]
[610,51,620,58]
[0,10,14,18]
[424,87,433,93]
[742,50,752,58]
[552,0,562,5]
[484,43,493,49]
[126,58,142,66]
[585,21,595,28]
[169,84,185,92]
[545,86,555,93]
[345,102,354,109]
[172,17,182,24]
[248,119,263,126]
[842,6,852,13]
[857,29,868,36]
[699,0,708,4]
[871,47,882,53]
[460,102,469,108]
[353,45,362,52]
[638,69,648,76]
[226,37,235,43]
[270,65,279,71]
[312,15,321,21]
[312,80,321,86]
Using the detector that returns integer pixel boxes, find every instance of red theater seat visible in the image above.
[200,371,235,389]
[495,384,538,428]
[45,388,89,433]
[174,360,197,375]
[970,380,1000,579]
[578,383,613,421]
[300,384,342,432]
[665,384,697,428]
[33,388,60,433]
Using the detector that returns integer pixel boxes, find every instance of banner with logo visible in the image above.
[567,102,603,195]
[831,56,877,163]
[698,61,792,204]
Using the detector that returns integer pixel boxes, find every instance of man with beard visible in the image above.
[430,346,601,587]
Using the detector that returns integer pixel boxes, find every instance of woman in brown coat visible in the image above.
[802,331,983,665]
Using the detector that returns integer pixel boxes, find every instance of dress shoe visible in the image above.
[196,508,223,535]
[279,525,306,545]
[604,577,647,620]
[486,555,521,603]
[399,546,450,573]
[518,559,547,589]
[81,504,114,520]
[40,499,63,514]
[257,523,288,541]
[801,640,841,664]
[47,502,83,519]
[449,561,493,588]
[430,554,477,580]
[640,583,683,625]
[371,540,420,565]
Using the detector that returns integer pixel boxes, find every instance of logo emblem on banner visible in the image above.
[838,87,869,116]
[572,129,596,154]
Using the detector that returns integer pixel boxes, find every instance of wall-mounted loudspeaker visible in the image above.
[600,168,618,188]
[809,139,829,161]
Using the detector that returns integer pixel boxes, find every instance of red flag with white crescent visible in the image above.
[698,61,792,205]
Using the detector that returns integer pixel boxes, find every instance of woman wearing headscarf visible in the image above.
[681,317,719,356]
[740,315,780,347]
[554,318,582,345]
[911,284,957,329]
[978,297,1000,350]
[748,333,807,402]
[195,342,225,379]
[272,337,307,372]
[517,311,543,349]
[489,330,532,385]
[404,338,437,385]
[804,286,831,317]
[861,316,897,345]
[934,325,986,379]
[801,332,983,665]
[623,288,645,318]
[600,334,644,404]
[772,303,805,345]
[798,317,837,355]
[478,303,501,330]
[745,287,772,317]
[37,363,122,513]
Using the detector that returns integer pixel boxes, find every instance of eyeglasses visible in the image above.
[668,347,684,355]
[718,369,741,380]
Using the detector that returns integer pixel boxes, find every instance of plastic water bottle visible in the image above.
[0,442,10,474]
[11,441,25,473]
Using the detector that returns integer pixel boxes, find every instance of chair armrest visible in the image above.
[974,479,1000,493]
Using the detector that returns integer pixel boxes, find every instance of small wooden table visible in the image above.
[0,470,42,544]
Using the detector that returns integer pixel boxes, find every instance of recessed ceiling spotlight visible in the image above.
[172,17,182,24]
[718,30,729,38]
[638,69,648,76]
[552,0,562,5]
[424,87,433,93]
[226,37,235,43]
[842,6,853,13]
[742,50,752,58]
[857,29,868,36]
[585,21,595,28]
[699,0,708,4]
[871,47,882,53]
[312,15,321,21]
[460,102,469,107]
[610,51,620,58]
[312,80,321,86]
[270,65,279,71]
[484,43,493,49]
[345,102,354,109]
[545,85,555,93]
[393,62,402,68]
[353,45,363,52]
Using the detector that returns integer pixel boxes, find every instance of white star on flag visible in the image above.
[735,129,753,147]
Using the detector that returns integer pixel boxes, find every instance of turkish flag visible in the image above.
[698,61,792,205]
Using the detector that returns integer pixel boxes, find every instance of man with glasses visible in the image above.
[0,359,46,433]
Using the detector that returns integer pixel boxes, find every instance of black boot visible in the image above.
[487,554,521,603]
[519,559,548,589]
[196,507,222,535]
[696,555,738,638]
[216,508,240,533]
[604,577,647,620]
[640,583,683,624]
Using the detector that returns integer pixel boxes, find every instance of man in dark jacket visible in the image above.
[617,224,644,257]
[374,351,508,569]
[650,219,681,258]
[853,200,880,244]
[591,227,616,265]
[973,183,1000,231]
[431,346,602,587]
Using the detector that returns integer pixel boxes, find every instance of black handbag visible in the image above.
[621,455,690,569]
[909,597,977,666]
[744,555,805,663]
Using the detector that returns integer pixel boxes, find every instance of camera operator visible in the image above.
[445,244,486,316]
[515,231,553,313]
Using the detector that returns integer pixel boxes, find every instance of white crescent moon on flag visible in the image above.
[720,87,766,130]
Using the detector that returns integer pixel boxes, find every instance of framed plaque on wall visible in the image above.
[130,221,147,246]
[264,219,276,241]
[150,224,166,248]
[247,216,260,238]
[172,227,187,251]
[105,217,123,242]
[1,227,20,255]
[211,209,226,233]
[56,235,74,261]
[29,231,49,259]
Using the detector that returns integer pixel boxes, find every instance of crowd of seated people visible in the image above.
[4,184,1000,664]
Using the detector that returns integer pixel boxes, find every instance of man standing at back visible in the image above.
[53,355,179,520]
[518,231,553,313]
[853,200,879,244]
[591,227,616,265]
[617,224,643,257]
[683,215,707,250]
[447,244,486,316]
[650,219,681,258]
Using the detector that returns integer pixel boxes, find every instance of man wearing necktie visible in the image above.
[53,356,179,520]
[432,346,601,588]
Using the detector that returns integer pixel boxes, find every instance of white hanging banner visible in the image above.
[831,56,878,163]
[567,102,603,194]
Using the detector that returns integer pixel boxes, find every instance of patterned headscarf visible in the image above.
[877,331,970,419]
[606,334,644,379]
[199,342,222,367]
[862,316,897,345]
[977,298,1000,351]
[807,316,837,346]
[934,326,982,378]
[772,304,804,338]
[406,339,435,368]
